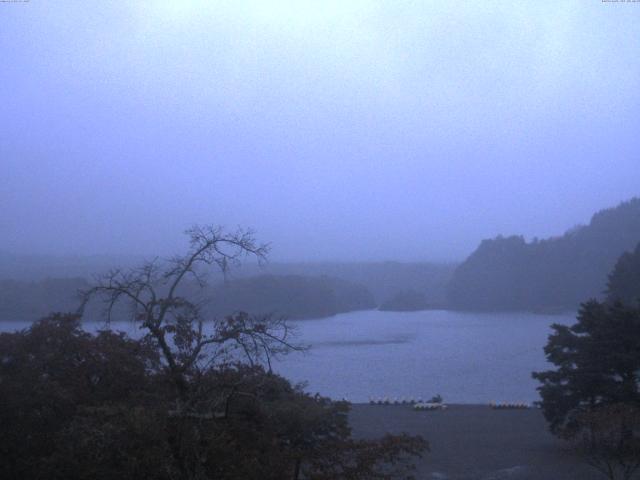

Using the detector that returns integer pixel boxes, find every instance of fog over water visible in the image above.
[3,5,640,479]
[2,1,640,262]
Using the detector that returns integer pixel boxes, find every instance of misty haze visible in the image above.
[2,2,640,480]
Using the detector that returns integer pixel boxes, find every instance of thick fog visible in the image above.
[2,1,639,262]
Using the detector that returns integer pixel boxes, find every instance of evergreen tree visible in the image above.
[607,242,640,306]
[533,300,640,437]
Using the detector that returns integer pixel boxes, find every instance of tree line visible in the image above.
[448,198,640,312]
[534,240,640,480]
[0,226,426,480]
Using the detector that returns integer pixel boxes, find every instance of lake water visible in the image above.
[277,310,575,404]
[0,309,575,404]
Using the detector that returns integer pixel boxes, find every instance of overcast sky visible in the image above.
[1,1,639,262]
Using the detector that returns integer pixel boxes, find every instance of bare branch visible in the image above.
[79,224,296,407]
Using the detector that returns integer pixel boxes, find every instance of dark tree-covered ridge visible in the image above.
[204,274,376,319]
[607,242,640,306]
[448,198,640,311]
[0,274,377,323]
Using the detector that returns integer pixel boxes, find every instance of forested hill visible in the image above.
[447,198,640,312]
[0,274,376,322]
[205,275,375,320]
[606,241,640,306]
[0,257,455,312]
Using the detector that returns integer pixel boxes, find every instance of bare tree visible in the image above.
[75,226,428,480]
[81,226,301,417]
[79,226,303,478]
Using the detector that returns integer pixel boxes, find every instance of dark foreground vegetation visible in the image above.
[2,215,639,479]
[0,226,426,480]
[533,301,640,480]
[532,243,640,480]
[0,314,425,480]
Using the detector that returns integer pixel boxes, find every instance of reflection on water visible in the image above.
[312,337,411,348]
[0,309,575,404]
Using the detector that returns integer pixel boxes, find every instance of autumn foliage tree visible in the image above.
[1,226,427,480]
[0,314,165,480]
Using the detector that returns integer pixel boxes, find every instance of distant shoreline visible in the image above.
[0,306,577,325]
[377,305,576,316]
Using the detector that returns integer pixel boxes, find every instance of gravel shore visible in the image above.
[349,404,602,480]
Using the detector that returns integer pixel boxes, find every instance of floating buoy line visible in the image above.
[363,397,534,410]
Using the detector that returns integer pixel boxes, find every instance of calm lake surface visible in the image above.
[1,309,575,404]
[278,310,575,404]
